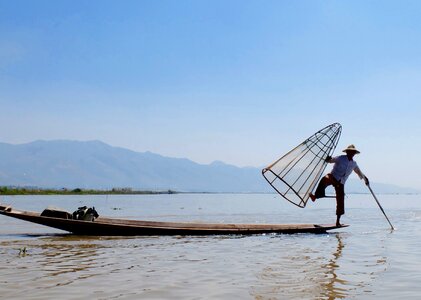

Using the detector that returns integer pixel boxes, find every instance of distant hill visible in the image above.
[0,140,417,194]
[0,140,268,192]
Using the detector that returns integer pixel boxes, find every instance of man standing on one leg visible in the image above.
[309,144,369,226]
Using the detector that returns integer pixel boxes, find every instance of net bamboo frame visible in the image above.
[262,123,342,207]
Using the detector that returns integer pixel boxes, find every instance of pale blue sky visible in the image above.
[1,1,421,189]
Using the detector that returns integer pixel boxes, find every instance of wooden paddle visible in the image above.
[366,183,395,230]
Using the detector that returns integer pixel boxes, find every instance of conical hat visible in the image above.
[342,144,360,154]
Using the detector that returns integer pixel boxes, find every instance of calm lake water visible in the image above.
[0,193,420,299]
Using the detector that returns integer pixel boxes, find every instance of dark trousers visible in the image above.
[314,174,345,216]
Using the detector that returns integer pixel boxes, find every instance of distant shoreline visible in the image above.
[0,187,177,196]
[0,187,418,196]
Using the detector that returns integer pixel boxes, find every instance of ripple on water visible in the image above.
[0,231,393,299]
[1,193,420,299]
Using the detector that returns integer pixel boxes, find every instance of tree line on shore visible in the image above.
[0,186,177,195]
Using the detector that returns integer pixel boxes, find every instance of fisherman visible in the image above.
[309,144,369,226]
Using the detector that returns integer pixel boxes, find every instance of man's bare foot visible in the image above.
[309,193,316,202]
[336,216,341,227]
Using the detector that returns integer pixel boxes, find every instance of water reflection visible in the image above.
[320,234,347,299]
[0,235,123,293]
[0,229,390,299]
[250,232,387,300]
[0,194,418,299]
[38,242,101,279]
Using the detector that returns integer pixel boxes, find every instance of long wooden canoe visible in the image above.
[0,205,348,235]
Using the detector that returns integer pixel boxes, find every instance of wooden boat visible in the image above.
[0,204,347,236]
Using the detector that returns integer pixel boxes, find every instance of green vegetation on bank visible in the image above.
[0,186,177,195]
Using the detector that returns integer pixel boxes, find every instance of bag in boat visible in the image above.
[72,206,99,221]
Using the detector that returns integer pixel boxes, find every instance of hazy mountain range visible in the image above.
[0,140,417,194]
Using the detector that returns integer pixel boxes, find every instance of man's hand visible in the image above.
[364,176,369,185]
[325,156,332,162]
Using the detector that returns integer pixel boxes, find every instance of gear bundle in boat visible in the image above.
[39,206,99,221]
[72,206,99,221]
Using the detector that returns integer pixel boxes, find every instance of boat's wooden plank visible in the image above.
[0,206,348,235]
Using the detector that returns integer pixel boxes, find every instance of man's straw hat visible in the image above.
[342,144,360,154]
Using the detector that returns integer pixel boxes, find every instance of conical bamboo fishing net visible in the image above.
[262,123,342,207]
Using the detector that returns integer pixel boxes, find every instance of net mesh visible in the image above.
[262,123,342,208]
